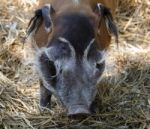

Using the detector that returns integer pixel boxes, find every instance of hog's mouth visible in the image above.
[67,104,90,117]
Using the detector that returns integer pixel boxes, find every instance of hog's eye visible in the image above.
[96,61,105,70]
[94,61,105,78]
[95,50,106,71]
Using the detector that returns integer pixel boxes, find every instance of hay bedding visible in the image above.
[0,0,150,129]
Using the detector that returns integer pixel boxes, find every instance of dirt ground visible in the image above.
[0,0,150,129]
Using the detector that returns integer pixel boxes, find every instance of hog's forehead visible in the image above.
[53,13,95,57]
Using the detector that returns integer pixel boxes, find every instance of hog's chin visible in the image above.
[67,104,90,117]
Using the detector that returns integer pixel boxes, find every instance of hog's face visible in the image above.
[37,13,105,116]
[37,40,105,116]
[55,49,105,116]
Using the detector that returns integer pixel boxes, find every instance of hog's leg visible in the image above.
[90,100,97,113]
[39,80,52,110]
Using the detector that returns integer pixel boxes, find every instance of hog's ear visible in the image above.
[95,3,118,44]
[27,4,55,37]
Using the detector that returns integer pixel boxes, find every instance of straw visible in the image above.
[0,0,150,128]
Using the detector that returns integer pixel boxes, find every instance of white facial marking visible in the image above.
[83,38,95,60]
[97,50,106,64]
[58,37,70,44]
[58,37,76,58]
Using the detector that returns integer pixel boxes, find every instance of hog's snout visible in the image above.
[67,105,90,117]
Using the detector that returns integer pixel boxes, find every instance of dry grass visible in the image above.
[0,0,150,129]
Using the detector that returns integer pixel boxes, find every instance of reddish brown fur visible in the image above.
[33,0,117,50]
